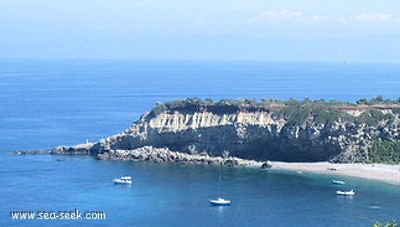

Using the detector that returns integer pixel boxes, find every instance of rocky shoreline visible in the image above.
[13,144,267,168]
[97,146,265,167]
[13,143,93,155]
[13,144,399,185]
[12,98,400,180]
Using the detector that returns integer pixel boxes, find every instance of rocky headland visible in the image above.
[15,98,400,167]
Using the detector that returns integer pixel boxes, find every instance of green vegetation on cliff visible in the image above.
[150,97,400,127]
[355,109,395,125]
[357,95,400,105]
[370,141,400,164]
[273,98,351,126]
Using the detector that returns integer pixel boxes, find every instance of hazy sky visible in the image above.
[1,0,400,61]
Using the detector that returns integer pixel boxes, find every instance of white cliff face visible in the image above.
[148,112,284,133]
[93,109,400,163]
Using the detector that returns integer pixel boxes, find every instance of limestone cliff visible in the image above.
[90,100,400,163]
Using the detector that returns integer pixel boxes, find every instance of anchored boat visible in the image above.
[332,180,345,185]
[113,176,132,184]
[208,198,231,206]
[336,190,355,196]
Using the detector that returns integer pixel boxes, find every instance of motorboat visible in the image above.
[113,176,132,184]
[332,180,345,185]
[336,190,355,196]
[209,198,231,206]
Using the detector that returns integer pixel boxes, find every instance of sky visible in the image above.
[1,0,400,61]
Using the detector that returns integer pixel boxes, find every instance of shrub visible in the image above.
[354,110,393,126]
[357,98,368,105]
[150,103,167,116]
[369,141,400,164]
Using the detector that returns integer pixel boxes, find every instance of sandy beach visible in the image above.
[269,161,400,185]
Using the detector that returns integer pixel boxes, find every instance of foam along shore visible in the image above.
[270,161,400,185]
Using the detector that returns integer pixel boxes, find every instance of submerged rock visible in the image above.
[261,161,273,169]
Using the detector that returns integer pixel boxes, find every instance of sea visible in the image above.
[0,59,399,226]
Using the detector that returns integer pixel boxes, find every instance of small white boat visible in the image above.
[332,180,345,185]
[336,190,355,196]
[209,198,231,206]
[113,176,132,184]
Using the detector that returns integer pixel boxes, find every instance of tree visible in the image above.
[370,95,384,104]
[357,98,368,105]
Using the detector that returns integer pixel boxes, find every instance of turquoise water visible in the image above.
[1,60,399,226]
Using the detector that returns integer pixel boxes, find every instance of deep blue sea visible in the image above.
[1,60,399,226]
